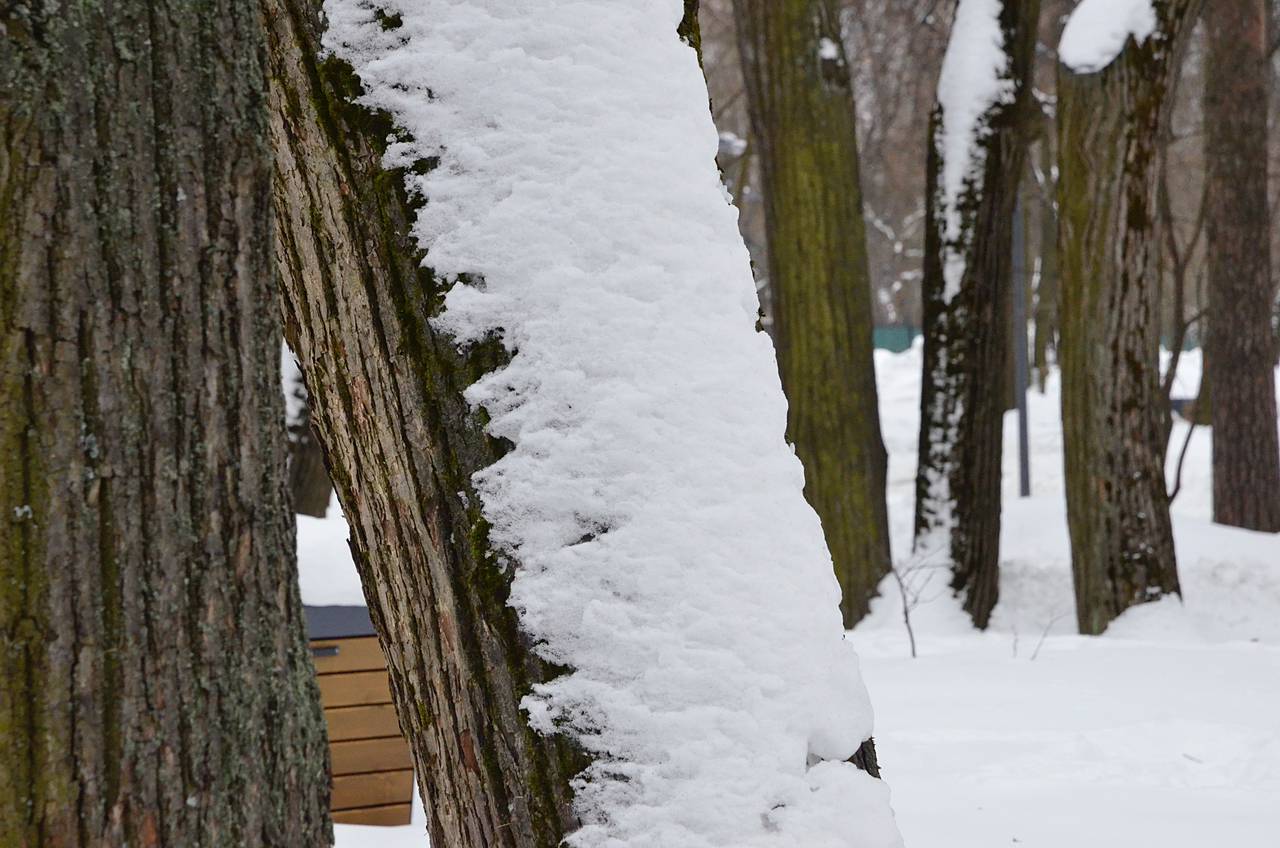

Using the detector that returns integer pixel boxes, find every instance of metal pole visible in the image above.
[1012,193,1031,498]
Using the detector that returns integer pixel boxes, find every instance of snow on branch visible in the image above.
[322,0,902,845]
[1059,0,1158,73]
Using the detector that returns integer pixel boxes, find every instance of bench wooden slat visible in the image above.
[318,670,392,708]
[332,769,414,812]
[331,736,413,776]
[332,803,413,826]
[312,636,387,676]
[324,703,402,742]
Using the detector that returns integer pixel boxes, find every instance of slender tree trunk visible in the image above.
[733,0,892,627]
[914,0,1040,629]
[0,2,331,844]
[1057,0,1201,635]
[1032,138,1059,393]
[263,2,588,845]
[285,361,334,518]
[1204,0,1280,532]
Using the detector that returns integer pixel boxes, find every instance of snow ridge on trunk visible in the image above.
[936,0,1014,301]
[322,1,902,846]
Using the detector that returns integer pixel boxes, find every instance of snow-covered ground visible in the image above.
[305,345,1280,847]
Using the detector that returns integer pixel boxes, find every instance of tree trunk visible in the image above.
[0,2,331,845]
[284,359,334,518]
[1056,0,1200,635]
[1204,0,1280,532]
[263,2,587,845]
[1032,136,1059,393]
[733,0,892,627]
[914,0,1040,629]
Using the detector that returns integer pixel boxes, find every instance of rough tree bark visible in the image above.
[0,1,331,845]
[1204,0,1280,532]
[733,0,892,627]
[263,1,593,845]
[914,0,1040,629]
[1056,0,1201,635]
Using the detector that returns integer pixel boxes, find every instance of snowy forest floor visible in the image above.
[300,345,1280,847]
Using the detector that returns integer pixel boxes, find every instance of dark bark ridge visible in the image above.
[914,0,1041,629]
[1056,0,1203,635]
[0,1,331,844]
[733,0,893,627]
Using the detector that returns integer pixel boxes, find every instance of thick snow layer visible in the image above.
[1059,0,1157,73]
[312,347,1280,848]
[320,2,901,846]
[935,0,1014,300]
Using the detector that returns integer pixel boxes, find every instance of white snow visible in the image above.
[320,2,901,846]
[935,0,1014,300]
[1059,0,1157,73]
[314,347,1280,847]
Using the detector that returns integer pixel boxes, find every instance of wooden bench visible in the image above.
[306,606,414,826]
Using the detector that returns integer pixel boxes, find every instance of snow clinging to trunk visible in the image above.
[935,0,1014,301]
[321,1,903,846]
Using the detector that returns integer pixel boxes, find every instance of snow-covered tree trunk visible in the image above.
[733,0,892,627]
[269,0,902,845]
[1204,0,1280,532]
[0,2,332,844]
[913,0,1040,629]
[264,4,583,845]
[1056,0,1200,635]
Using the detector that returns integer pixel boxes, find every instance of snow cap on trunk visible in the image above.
[1059,0,1158,73]
[321,0,903,846]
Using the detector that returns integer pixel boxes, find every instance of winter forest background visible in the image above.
[3,1,1279,847]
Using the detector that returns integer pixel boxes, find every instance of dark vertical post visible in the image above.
[1012,193,1032,498]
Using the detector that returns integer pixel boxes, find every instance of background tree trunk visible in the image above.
[1032,137,1059,393]
[284,358,334,518]
[1203,0,1280,532]
[0,1,331,844]
[733,0,892,627]
[914,0,1040,629]
[263,1,589,845]
[1056,0,1201,635]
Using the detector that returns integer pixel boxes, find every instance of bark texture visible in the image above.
[0,1,331,845]
[914,0,1040,629]
[1056,0,1201,635]
[733,0,892,627]
[263,2,588,845]
[1204,0,1280,532]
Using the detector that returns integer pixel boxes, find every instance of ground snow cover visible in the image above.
[319,1,899,845]
[307,346,1280,847]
